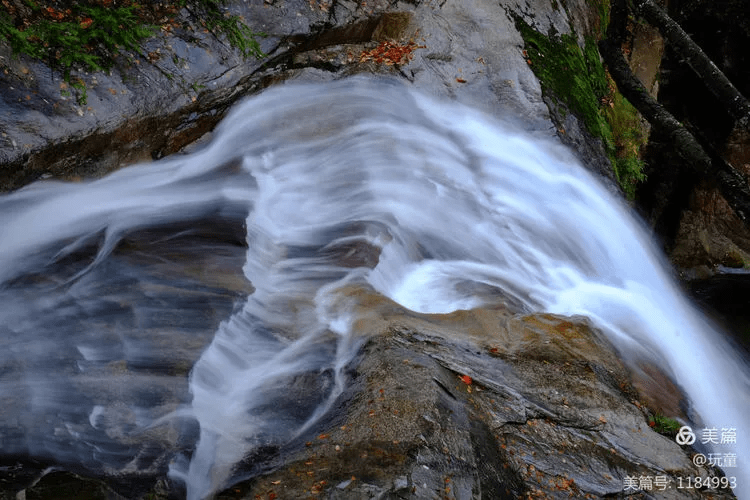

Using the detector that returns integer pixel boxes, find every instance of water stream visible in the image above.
[0,77,747,498]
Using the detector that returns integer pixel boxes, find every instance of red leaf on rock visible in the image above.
[460,375,472,385]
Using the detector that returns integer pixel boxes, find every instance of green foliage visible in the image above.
[207,13,265,59]
[174,0,265,59]
[180,0,265,59]
[0,0,265,84]
[516,16,647,199]
[604,88,648,198]
[71,78,88,105]
[648,413,682,437]
[0,11,38,59]
[1,5,155,80]
[615,156,646,198]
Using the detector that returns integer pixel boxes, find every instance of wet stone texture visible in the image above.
[0,0,734,499]
[0,0,617,193]
[215,311,735,500]
[0,216,253,500]
[0,308,734,499]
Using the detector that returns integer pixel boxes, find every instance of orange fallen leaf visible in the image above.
[456,78,467,83]
[460,375,472,385]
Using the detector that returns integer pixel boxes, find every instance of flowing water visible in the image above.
[0,77,747,499]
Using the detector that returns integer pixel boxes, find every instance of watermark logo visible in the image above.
[623,425,740,492]
[676,425,696,446]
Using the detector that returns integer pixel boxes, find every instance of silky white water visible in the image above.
[0,77,747,498]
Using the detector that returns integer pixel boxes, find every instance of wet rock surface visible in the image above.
[2,305,735,499]
[0,0,616,192]
[688,273,750,354]
[223,309,733,500]
[0,216,252,499]
[1,0,739,499]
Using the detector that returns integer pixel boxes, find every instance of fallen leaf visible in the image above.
[460,375,472,385]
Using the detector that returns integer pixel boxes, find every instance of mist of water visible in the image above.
[0,77,747,499]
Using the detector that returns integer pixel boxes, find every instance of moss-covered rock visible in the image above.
[515,13,650,199]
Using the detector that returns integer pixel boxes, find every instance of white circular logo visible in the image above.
[675,425,696,446]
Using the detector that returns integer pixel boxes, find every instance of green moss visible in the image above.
[516,18,614,152]
[604,86,648,198]
[586,0,611,34]
[516,16,647,199]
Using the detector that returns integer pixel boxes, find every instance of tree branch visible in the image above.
[600,0,750,226]
[633,0,750,131]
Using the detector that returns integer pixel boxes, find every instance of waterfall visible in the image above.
[0,77,746,499]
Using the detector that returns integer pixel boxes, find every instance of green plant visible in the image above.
[179,0,265,59]
[1,0,265,88]
[71,78,88,105]
[648,413,682,437]
[615,156,646,198]
[586,0,611,34]
[4,5,155,79]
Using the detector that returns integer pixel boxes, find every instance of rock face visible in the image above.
[1,304,734,499]
[222,307,730,500]
[0,0,617,192]
[1,1,738,499]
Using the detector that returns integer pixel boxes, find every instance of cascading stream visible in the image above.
[0,77,747,499]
